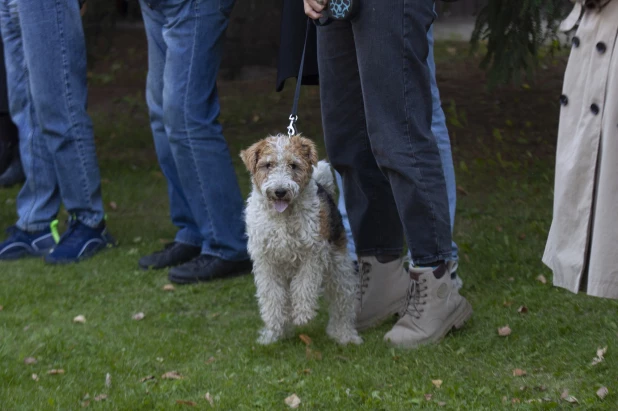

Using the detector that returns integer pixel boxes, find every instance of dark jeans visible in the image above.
[316,0,451,265]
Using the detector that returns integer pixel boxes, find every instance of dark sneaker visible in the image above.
[138,242,201,270]
[44,219,116,264]
[0,225,56,260]
[168,255,252,284]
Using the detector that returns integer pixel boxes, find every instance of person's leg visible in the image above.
[0,0,57,258]
[320,0,471,346]
[334,171,356,261]
[318,21,410,331]
[17,0,103,227]
[335,24,460,266]
[16,0,114,262]
[137,1,202,270]
[426,25,458,263]
[153,0,250,283]
[0,0,59,230]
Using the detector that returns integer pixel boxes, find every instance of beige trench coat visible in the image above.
[543,0,618,299]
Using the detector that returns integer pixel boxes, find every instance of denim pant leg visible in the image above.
[427,25,458,262]
[0,0,60,232]
[17,0,104,228]
[318,21,405,259]
[140,1,203,248]
[145,0,248,260]
[319,0,451,265]
[335,25,460,263]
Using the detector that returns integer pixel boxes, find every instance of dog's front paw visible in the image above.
[292,308,316,326]
[257,328,281,345]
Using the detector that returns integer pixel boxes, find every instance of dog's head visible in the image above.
[241,134,318,213]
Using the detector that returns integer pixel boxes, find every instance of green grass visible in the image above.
[1,38,618,410]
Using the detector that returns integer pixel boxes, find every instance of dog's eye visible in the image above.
[289,163,297,170]
[264,162,272,169]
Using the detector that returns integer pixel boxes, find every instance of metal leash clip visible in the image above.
[287,114,298,137]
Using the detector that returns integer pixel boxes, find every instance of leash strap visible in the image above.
[287,18,312,137]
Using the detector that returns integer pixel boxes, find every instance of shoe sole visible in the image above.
[0,248,52,261]
[44,243,112,265]
[386,298,473,349]
[168,264,252,285]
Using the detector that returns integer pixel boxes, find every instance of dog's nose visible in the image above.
[275,189,287,199]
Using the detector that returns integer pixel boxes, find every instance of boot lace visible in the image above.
[401,277,428,319]
[356,261,372,307]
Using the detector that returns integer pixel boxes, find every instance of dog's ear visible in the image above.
[292,136,318,167]
[240,140,266,175]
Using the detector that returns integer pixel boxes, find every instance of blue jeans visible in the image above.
[336,25,459,263]
[318,0,452,265]
[139,0,248,261]
[0,0,104,231]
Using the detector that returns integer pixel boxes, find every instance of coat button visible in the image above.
[596,42,607,54]
[572,37,580,48]
[559,94,568,106]
[591,104,600,115]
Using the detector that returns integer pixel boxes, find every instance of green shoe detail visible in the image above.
[50,220,60,244]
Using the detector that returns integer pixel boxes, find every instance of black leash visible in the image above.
[287,18,312,137]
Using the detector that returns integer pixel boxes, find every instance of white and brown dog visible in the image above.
[240,134,361,345]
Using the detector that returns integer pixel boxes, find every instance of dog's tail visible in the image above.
[313,160,337,198]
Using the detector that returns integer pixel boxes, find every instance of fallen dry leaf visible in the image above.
[446,47,457,55]
[94,394,107,402]
[424,394,433,401]
[438,402,446,407]
[432,379,443,389]
[597,386,609,399]
[82,401,90,408]
[517,305,529,314]
[299,334,312,346]
[560,389,578,403]
[132,312,145,321]
[105,373,112,388]
[0,305,3,311]
[205,392,214,406]
[162,284,175,291]
[591,346,607,365]
[508,277,515,282]
[519,233,527,240]
[205,357,215,365]
[498,325,512,337]
[302,368,312,374]
[73,315,86,324]
[511,398,521,404]
[109,201,118,210]
[48,369,65,375]
[161,371,184,380]
[32,374,39,381]
[536,275,547,284]
[496,225,503,232]
[503,300,513,307]
[512,369,527,377]
[176,400,196,406]
[24,357,37,365]
[140,375,155,382]
[284,393,301,409]
[456,185,469,196]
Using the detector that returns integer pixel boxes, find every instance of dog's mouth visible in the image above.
[273,199,290,213]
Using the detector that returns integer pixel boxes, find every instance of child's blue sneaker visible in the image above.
[0,225,57,260]
[44,219,116,264]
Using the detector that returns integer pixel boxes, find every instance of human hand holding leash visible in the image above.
[304,0,328,20]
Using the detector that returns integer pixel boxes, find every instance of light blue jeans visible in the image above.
[139,0,248,261]
[336,25,458,263]
[0,0,105,231]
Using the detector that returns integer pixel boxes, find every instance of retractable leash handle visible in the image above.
[313,0,360,26]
